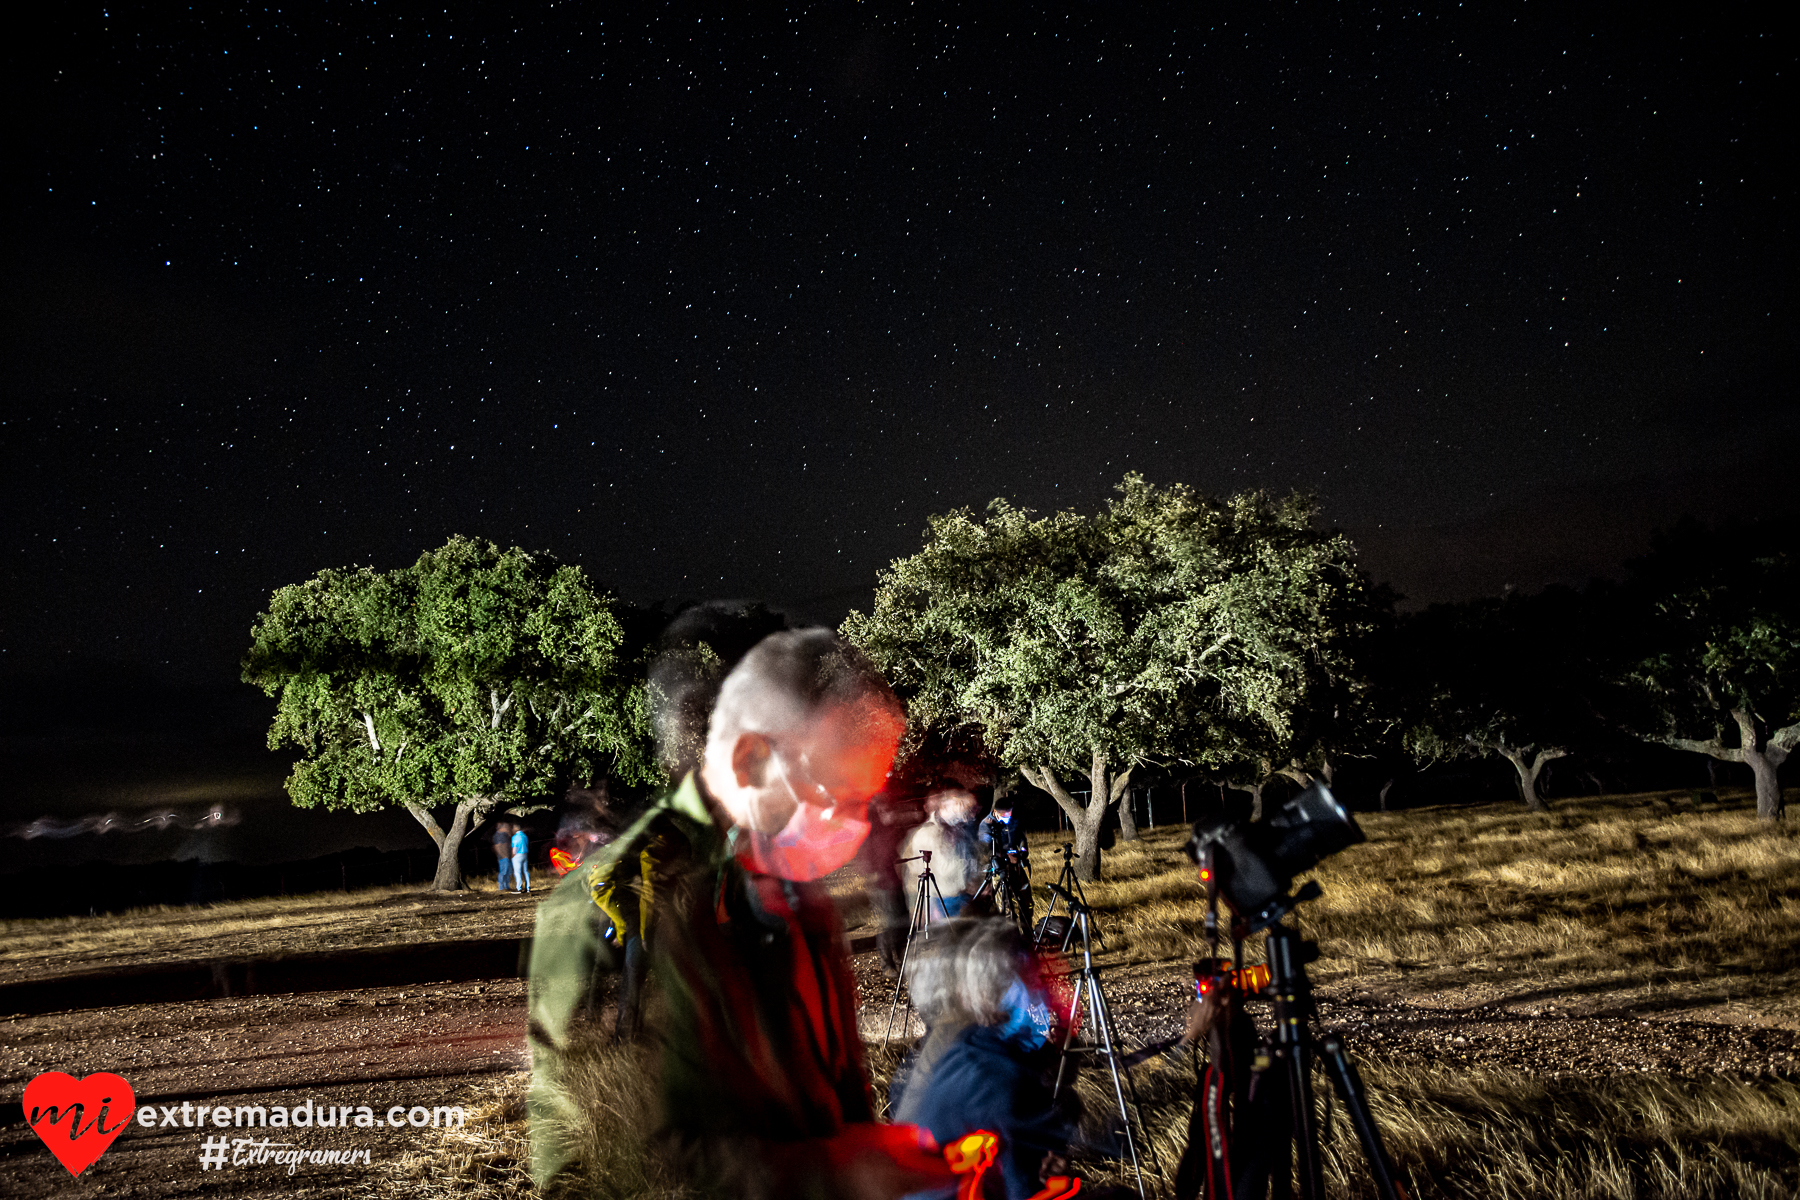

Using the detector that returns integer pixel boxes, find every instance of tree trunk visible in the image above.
[1021,750,1132,882]
[1744,747,1785,821]
[405,798,490,891]
[1118,785,1139,842]
[1733,710,1789,821]
[1378,778,1395,812]
[1668,711,1795,822]
[1496,745,1566,813]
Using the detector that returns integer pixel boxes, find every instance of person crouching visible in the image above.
[889,919,1085,1200]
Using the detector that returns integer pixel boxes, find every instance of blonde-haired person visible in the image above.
[890,919,1107,1200]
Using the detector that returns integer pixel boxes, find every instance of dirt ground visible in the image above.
[850,952,1800,1086]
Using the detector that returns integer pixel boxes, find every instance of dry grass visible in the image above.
[1062,787,1800,1022]
[378,1034,1800,1200]
[0,877,549,981]
[1090,1054,1800,1200]
[364,1040,695,1200]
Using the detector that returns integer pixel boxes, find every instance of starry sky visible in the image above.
[6,4,1793,693]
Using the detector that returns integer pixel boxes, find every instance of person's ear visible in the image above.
[730,732,773,789]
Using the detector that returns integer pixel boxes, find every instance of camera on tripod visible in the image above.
[1172,782,1408,1200]
[1183,780,1365,935]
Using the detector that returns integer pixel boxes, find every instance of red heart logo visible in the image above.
[23,1072,136,1176]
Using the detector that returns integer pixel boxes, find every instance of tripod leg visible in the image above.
[927,873,952,921]
[1070,873,1103,948]
[883,875,932,1044]
[1087,969,1154,1199]
[1051,965,1086,1099]
[1319,1034,1408,1200]
[1280,1036,1324,1200]
[1234,1049,1293,1200]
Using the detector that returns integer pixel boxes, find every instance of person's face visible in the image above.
[708,699,903,880]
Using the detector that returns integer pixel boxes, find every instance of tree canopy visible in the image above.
[243,536,657,888]
[843,473,1375,878]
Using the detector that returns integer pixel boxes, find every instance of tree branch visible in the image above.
[1022,764,1084,822]
[1772,721,1800,755]
[404,802,447,848]
[1664,736,1742,763]
[360,712,381,753]
[1108,763,1135,803]
[1533,747,1569,772]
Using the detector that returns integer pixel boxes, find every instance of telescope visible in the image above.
[1183,781,1365,935]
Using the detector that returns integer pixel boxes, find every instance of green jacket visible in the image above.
[525,774,723,1187]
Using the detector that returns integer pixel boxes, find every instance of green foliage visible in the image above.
[842,473,1375,778]
[242,536,657,818]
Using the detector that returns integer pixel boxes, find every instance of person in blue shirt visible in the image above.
[511,824,531,895]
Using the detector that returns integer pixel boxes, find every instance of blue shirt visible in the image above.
[511,829,529,856]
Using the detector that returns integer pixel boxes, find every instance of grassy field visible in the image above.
[0,877,540,982]
[1078,786,1800,1022]
[369,786,1800,1199]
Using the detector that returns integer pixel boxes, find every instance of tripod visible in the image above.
[1185,854,1408,1200]
[971,846,1033,937]
[883,850,954,1045]
[1035,841,1103,952]
[1048,883,1161,1200]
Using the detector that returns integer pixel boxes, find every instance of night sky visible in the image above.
[7,5,1793,694]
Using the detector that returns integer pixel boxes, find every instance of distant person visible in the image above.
[511,823,532,895]
[901,787,981,921]
[977,797,1033,932]
[494,821,516,893]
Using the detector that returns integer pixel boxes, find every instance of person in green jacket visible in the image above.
[529,623,953,1199]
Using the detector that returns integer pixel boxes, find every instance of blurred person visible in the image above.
[652,629,951,1199]
[511,822,532,895]
[889,918,1084,1200]
[528,623,953,1199]
[494,821,516,893]
[551,783,619,876]
[861,790,926,977]
[902,787,981,921]
[531,601,792,1149]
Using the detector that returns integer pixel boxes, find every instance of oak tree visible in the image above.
[243,536,657,889]
[844,474,1371,879]
[1620,525,1798,820]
